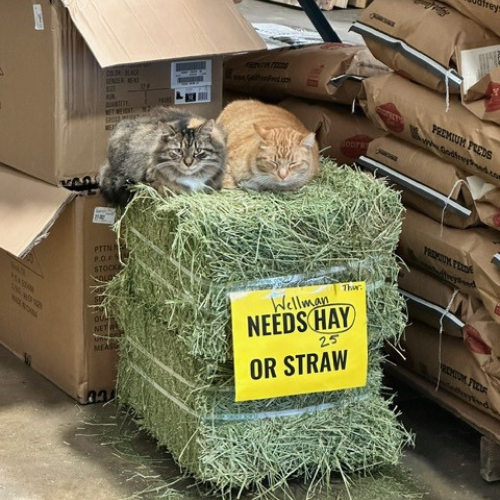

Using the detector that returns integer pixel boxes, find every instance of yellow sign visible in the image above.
[230,282,368,402]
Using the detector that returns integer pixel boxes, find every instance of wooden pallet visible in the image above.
[388,363,500,482]
[265,0,373,10]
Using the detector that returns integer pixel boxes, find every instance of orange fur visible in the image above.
[217,99,320,191]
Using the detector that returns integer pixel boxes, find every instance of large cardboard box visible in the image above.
[0,0,265,186]
[0,164,122,404]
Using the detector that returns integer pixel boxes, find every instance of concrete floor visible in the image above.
[236,0,365,45]
[1,1,500,499]
[2,342,500,500]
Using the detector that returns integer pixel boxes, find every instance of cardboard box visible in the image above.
[0,0,265,187]
[0,164,122,404]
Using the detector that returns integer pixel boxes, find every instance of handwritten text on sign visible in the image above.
[230,282,368,402]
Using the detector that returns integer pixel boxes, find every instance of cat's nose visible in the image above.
[278,168,287,180]
[184,156,194,167]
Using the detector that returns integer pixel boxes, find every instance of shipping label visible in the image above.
[93,207,116,225]
[171,60,212,104]
[33,4,44,30]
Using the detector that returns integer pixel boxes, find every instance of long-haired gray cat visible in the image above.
[98,106,227,207]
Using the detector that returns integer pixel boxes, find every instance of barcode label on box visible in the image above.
[93,207,116,225]
[171,60,212,88]
[33,4,44,30]
[174,86,211,105]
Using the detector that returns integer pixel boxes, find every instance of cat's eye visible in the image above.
[170,148,183,157]
[194,152,207,159]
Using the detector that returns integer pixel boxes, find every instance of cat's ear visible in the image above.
[198,119,215,135]
[300,132,316,148]
[159,122,177,140]
[253,123,271,141]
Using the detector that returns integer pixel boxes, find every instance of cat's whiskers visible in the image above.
[246,172,304,191]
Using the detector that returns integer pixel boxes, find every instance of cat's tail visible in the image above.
[98,161,132,208]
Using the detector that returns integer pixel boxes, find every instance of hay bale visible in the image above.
[107,163,405,362]
[116,304,407,496]
[103,160,411,496]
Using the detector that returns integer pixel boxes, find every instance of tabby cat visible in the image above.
[98,106,227,207]
[216,99,319,191]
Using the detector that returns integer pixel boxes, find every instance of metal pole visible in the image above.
[296,0,342,43]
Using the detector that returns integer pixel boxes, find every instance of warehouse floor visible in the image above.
[1,1,500,499]
[2,343,499,500]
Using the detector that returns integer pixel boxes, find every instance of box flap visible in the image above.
[0,164,76,258]
[61,0,266,68]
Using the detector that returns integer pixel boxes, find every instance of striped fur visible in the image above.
[99,106,227,207]
[217,99,319,191]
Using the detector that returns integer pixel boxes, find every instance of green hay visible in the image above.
[102,160,411,497]
[106,161,405,363]
[76,402,423,500]
[115,305,405,492]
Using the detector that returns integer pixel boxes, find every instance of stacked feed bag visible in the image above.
[279,98,387,166]
[103,162,412,496]
[351,0,500,97]
[355,0,500,424]
[439,0,500,41]
[357,135,500,230]
[222,42,391,166]
[397,264,500,417]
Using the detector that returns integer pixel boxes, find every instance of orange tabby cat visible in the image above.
[217,99,320,191]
